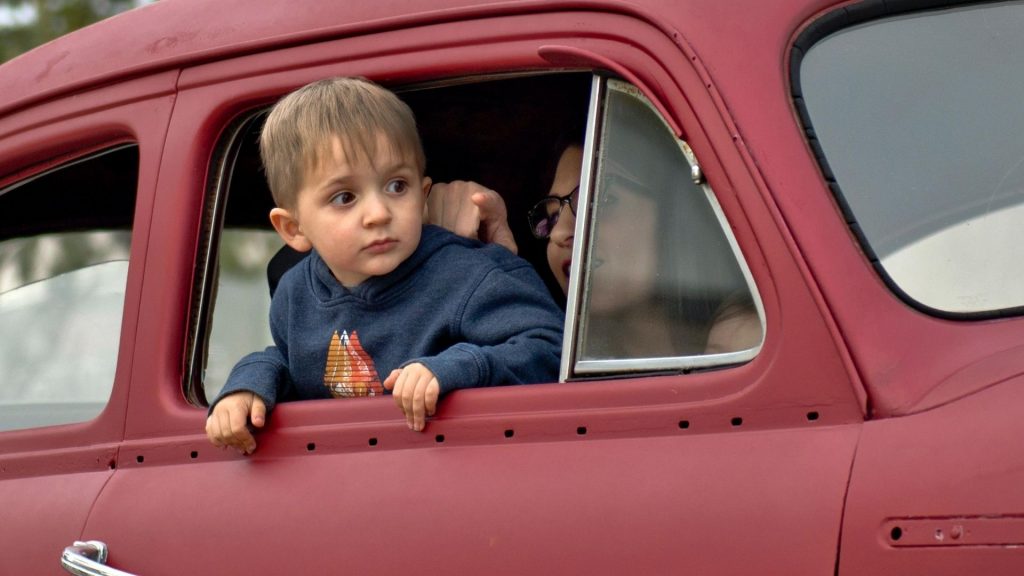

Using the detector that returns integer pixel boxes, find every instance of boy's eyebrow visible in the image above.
[315,173,356,191]
[310,161,418,193]
[376,157,418,175]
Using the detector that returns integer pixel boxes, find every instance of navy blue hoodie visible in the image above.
[212,225,563,412]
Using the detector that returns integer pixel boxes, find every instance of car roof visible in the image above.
[0,0,562,116]
[0,0,831,118]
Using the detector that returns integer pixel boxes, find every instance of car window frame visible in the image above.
[189,72,769,401]
[0,143,139,431]
[562,75,765,380]
[790,0,1024,320]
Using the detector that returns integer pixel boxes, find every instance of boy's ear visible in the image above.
[421,176,433,218]
[269,207,313,253]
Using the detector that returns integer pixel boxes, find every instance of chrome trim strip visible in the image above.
[559,74,604,383]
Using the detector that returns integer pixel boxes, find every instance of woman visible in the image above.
[429,139,761,358]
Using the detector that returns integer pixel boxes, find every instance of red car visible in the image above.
[1,0,1022,574]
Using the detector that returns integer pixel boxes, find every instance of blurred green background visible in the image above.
[1,0,151,63]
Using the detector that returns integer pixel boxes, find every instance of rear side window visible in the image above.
[796,1,1024,316]
[0,145,136,430]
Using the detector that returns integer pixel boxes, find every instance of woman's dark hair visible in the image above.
[539,121,587,201]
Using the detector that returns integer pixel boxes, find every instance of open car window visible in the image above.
[190,73,765,403]
[191,74,592,402]
[0,145,136,430]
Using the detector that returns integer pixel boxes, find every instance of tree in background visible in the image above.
[1,0,140,63]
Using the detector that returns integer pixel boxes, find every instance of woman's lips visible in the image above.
[562,259,572,279]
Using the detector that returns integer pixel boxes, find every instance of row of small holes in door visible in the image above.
[301,411,823,451]
[132,411,822,462]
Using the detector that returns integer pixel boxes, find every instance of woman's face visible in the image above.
[546,146,583,295]
[545,146,658,312]
[587,174,658,313]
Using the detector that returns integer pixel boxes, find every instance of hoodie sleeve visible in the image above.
[207,273,295,414]
[412,258,563,394]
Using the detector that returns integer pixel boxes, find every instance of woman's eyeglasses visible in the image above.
[527,185,578,239]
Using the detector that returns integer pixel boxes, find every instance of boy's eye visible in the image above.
[385,179,409,195]
[329,191,356,206]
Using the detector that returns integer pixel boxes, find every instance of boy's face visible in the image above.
[272,133,430,287]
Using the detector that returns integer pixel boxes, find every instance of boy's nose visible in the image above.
[362,191,392,226]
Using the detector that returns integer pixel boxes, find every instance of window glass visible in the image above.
[196,112,280,402]
[0,145,136,430]
[203,230,278,400]
[800,2,1024,314]
[574,80,762,373]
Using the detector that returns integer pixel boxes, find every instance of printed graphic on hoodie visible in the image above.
[323,329,383,397]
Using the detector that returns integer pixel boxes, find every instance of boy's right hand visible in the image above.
[205,391,267,455]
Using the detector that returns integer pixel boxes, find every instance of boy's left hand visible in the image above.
[383,363,440,432]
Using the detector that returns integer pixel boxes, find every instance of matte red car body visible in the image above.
[0,0,1021,574]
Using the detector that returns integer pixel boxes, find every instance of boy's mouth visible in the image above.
[364,238,398,253]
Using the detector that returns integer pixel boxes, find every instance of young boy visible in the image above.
[206,77,563,453]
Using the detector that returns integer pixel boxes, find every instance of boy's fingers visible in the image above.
[206,393,261,454]
[391,370,411,417]
[425,379,440,417]
[389,364,440,432]
[411,375,428,431]
[401,374,417,427]
[205,415,225,448]
[225,401,255,453]
[382,368,402,391]
[216,407,236,448]
[250,396,267,428]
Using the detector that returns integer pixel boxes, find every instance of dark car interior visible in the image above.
[218,73,593,300]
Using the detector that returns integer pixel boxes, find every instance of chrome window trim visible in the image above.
[559,74,604,383]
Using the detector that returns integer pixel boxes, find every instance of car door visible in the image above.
[0,71,175,574]
[789,2,1024,574]
[76,3,866,574]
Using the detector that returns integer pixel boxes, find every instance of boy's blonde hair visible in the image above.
[260,77,426,208]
